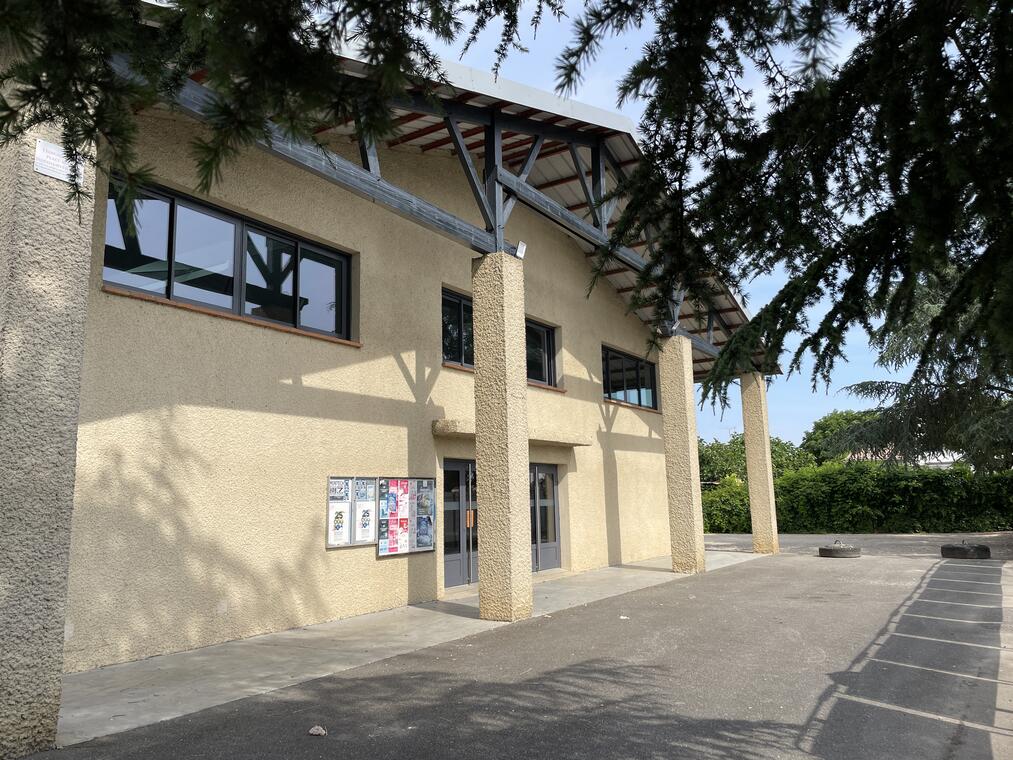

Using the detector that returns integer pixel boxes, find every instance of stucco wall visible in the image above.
[65,107,669,672]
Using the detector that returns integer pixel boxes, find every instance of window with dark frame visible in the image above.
[441,290,474,368]
[102,183,352,339]
[601,346,657,410]
[441,290,557,387]
[525,320,555,386]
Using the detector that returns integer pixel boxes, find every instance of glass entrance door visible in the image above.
[443,459,478,588]
[443,459,561,587]
[530,464,561,571]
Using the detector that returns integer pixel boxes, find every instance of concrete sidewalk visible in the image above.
[56,549,757,746]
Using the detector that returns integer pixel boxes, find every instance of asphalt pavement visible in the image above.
[708,531,1013,560]
[34,533,1013,760]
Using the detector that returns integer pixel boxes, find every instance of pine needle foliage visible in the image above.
[0,0,561,208]
[560,1,1013,411]
[2,0,1010,435]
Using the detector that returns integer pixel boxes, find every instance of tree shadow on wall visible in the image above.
[596,400,664,566]
[65,408,337,671]
[67,339,451,670]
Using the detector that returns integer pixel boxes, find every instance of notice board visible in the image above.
[326,476,378,548]
[377,477,436,557]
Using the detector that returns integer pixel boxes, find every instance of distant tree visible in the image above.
[698,433,814,483]
[842,273,1013,472]
[801,410,878,464]
[698,437,745,484]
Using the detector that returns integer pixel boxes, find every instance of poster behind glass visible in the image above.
[377,477,436,556]
[326,476,378,548]
[326,476,352,548]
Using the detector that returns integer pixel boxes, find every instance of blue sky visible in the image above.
[428,6,905,443]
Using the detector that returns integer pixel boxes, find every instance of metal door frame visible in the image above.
[445,458,562,587]
[443,459,478,587]
[530,463,561,572]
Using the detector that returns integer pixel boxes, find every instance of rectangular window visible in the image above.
[103,190,171,293]
[298,245,347,336]
[173,203,237,309]
[442,290,469,366]
[244,228,295,324]
[606,350,625,402]
[601,346,657,410]
[525,320,555,385]
[102,182,352,339]
[442,290,556,386]
[461,300,474,367]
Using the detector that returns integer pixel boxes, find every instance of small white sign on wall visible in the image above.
[34,139,80,184]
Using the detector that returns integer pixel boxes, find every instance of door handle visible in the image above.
[466,509,475,529]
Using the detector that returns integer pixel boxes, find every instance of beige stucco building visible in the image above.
[0,54,778,759]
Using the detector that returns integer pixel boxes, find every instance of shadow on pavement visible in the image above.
[417,599,483,620]
[614,563,680,573]
[38,553,1011,760]
[797,559,1011,759]
[46,658,801,760]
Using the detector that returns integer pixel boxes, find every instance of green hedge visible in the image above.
[702,462,1013,533]
[701,476,752,533]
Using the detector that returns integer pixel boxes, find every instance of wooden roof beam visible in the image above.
[504,140,568,166]
[477,117,569,160]
[385,93,484,147]
[386,120,448,148]
[536,157,639,193]
[423,108,542,153]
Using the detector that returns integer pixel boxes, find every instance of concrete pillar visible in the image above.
[740,372,779,554]
[0,129,96,757]
[659,334,706,574]
[472,251,532,621]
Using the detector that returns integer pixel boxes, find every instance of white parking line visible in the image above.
[891,632,1011,651]
[868,657,1013,686]
[930,576,1003,586]
[902,613,1004,625]
[924,585,1003,596]
[911,598,1002,609]
[837,693,1013,737]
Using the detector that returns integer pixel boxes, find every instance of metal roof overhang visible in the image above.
[119,50,758,380]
